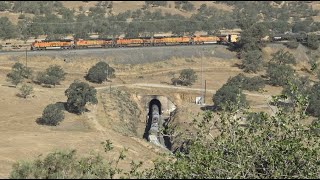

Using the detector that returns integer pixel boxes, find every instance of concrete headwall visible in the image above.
[138,95,176,117]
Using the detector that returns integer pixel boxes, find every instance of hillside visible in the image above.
[0,1,320,178]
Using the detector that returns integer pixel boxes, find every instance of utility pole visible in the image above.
[204,80,206,104]
[109,82,111,98]
[25,48,28,69]
[201,49,204,105]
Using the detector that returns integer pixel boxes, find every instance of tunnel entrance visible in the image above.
[143,99,161,140]
[141,96,175,151]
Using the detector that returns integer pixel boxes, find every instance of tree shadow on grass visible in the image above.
[1,84,16,88]
[231,63,244,70]
[200,105,219,112]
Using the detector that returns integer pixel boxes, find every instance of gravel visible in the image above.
[0,44,236,65]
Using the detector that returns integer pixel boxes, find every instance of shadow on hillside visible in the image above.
[1,84,16,88]
[200,105,218,112]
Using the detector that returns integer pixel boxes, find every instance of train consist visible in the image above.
[30,34,239,50]
[148,104,166,147]
[149,104,161,137]
[270,32,320,43]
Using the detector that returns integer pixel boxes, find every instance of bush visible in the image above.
[65,81,98,114]
[284,40,299,49]
[307,82,320,117]
[36,65,65,87]
[6,62,32,86]
[178,68,197,86]
[181,2,195,11]
[266,63,294,86]
[37,104,64,126]
[226,73,265,91]
[171,77,183,86]
[9,150,113,179]
[246,112,267,126]
[305,33,319,50]
[213,84,248,111]
[19,84,33,98]
[86,61,115,84]
[270,49,296,65]
[18,14,25,19]
[7,71,23,86]
[242,50,263,73]
[310,118,320,136]
[282,75,311,105]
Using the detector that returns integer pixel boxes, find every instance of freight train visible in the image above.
[149,104,160,136]
[270,32,320,43]
[30,34,239,50]
[147,104,165,147]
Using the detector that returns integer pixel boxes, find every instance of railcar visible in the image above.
[75,39,108,48]
[192,35,220,44]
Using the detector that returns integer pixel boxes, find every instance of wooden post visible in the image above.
[204,80,207,104]
[25,48,27,69]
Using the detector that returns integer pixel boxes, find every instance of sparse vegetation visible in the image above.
[10,140,130,179]
[6,62,32,87]
[37,103,64,126]
[270,49,296,65]
[19,84,33,99]
[266,63,294,86]
[213,83,248,111]
[36,65,66,87]
[307,82,320,117]
[266,50,296,87]
[177,68,197,86]
[226,73,265,91]
[284,40,299,49]
[305,33,319,50]
[242,50,263,73]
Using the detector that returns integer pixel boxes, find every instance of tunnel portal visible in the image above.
[143,99,161,140]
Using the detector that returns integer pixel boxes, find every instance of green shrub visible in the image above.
[305,33,319,50]
[6,62,32,86]
[9,150,113,179]
[36,65,66,87]
[246,112,267,126]
[282,75,311,104]
[284,40,299,49]
[310,118,320,136]
[86,61,115,84]
[266,63,294,86]
[226,73,265,91]
[178,68,197,86]
[37,104,64,126]
[307,82,320,117]
[65,81,98,114]
[270,49,296,65]
[213,84,248,111]
[242,50,263,73]
[19,84,33,98]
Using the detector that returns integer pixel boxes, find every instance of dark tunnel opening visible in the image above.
[143,99,161,140]
[143,99,172,150]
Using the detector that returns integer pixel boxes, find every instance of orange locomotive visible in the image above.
[30,34,238,50]
[154,36,191,46]
[75,39,109,48]
[192,35,220,44]
[116,37,152,47]
[31,40,74,50]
